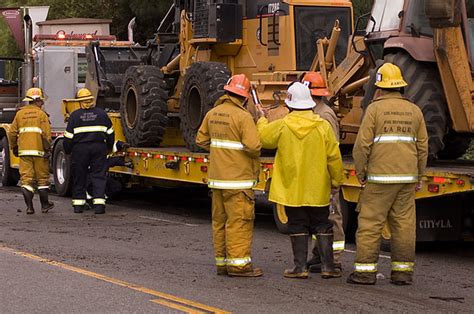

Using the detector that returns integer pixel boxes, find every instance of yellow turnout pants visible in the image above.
[19,156,50,191]
[212,189,256,272]
[354,183,416,281]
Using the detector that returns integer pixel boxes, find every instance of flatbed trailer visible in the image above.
[98,115,474,242]
[1,112,473,241]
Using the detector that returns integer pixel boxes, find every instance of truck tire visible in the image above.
[53,140,72,196]
[1,137,19,186]
[273,203,289,234]
[179,62,231,151]
[362,52,451,159]
[121,65,168,147]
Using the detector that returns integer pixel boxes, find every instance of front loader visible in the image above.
[86,0,354,151]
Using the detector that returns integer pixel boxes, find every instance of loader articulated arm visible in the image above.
[426,0,474,132]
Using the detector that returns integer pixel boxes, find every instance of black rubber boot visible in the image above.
[307,237,322,273]
[317,233,341,279]
[94,204,105,214]
[73,205,84,213]
[21,187,35,215]
[284,235,309,279]
[38,189,54,213]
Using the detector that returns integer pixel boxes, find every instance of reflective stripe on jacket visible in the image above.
[257,110,343,207]
[63,107,114,154]
[196,94,261,188]
[8,104,51,156]
[353,92,428,184]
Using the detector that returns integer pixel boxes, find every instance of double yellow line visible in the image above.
[1,246,229,314]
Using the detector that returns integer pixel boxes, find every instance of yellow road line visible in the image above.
[150,299,206,314]
[0,246,230,314]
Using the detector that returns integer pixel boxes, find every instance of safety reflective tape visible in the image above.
[72,199,86,205]
[19,127,42,134]
[112,141,119,153]
[210,139,244,150]
[73,126,108,134]
[86,192,92,200]
[37,186,49,190]
[19,150,44,157]
[208,180,256,189]
[215,257,226,266]
[226,256,251,267]
[367,175,418,183]
[374,135,416,143]
[21,185,35,193]
[93,198,106,205]
[106,127,114,135]
[333,241,345,251]
[391,262,414,272]
[312,234,317,240]
[64,131,74,139]
[354,263,377,272]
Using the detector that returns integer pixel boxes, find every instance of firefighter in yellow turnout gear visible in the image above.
[196,74,263,277]
[347,63,428,285]
[8,88,54,214]
[257,82,344,279]
[301,72,346,272]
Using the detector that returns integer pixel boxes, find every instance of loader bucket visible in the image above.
[85,42,148,112]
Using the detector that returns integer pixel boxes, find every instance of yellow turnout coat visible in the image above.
[257,110,343,207]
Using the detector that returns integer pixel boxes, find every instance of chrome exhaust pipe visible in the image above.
[128,17,136,43]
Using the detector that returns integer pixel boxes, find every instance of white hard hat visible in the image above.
[285,82,316,110]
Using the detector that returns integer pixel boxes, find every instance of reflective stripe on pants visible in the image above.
[212,189,255,271]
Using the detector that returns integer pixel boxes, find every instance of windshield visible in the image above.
[294,6,352,70]
[367,0,404,32]
[404,0,434,37]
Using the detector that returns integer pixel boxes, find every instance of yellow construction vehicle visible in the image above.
[86,0,354,151]
[317,0,474,159]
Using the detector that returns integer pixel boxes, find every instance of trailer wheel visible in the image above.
[53,140,72,196]
[1,137,19,186]
[180,62,231,152]
[121,65,168,147]
[273,203,289,234]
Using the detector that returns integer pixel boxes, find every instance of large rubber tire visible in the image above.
[362,52,450,159]
[1,137,19,186]
[179,62,231,151]
[53,140,72,196]
[121,65,168,147]
[272,203,289,234]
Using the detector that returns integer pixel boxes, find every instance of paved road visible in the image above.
[0,186,473,313]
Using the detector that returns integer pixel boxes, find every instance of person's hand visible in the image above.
[255,104,267,119]
[358,177,367,187]
[43,151,51,159]
[12,146,18,157]
[415,181,422,192]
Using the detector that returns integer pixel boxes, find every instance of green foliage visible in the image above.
[352,0,374,18]
[0,0,173,57]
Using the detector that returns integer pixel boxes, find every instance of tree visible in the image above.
[0,0,172,57]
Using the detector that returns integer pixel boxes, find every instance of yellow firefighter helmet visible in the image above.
[22,87,45,102]
[76,88,95,109]
[375,63,408,89]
